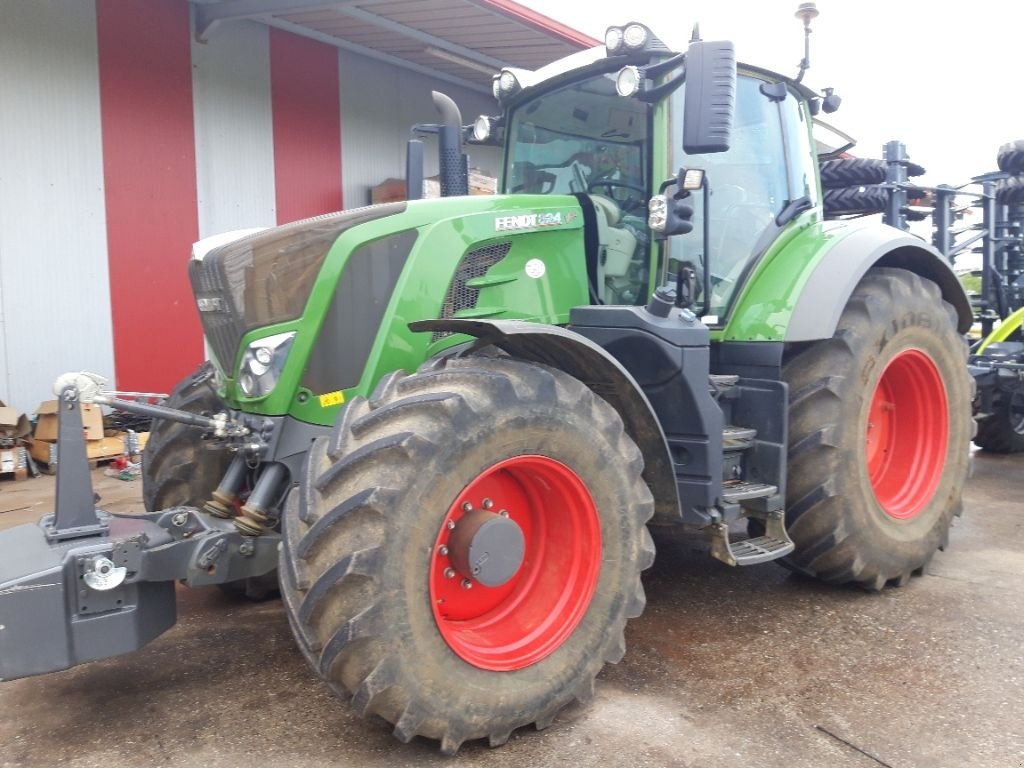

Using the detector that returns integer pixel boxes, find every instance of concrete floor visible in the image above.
[0,453,1021,768]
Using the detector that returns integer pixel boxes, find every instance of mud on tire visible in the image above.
[279,354,655,753]
[781,268,972,590]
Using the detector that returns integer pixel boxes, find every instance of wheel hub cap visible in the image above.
[447,509,525,587]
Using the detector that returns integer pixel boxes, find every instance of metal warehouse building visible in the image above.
[0,0,595,410]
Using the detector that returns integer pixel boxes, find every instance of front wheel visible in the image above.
[279,354,655,753]
[781,268,972,589]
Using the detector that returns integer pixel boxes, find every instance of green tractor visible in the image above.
[0,14,972,755]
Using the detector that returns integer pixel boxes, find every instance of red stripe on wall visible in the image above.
[96,0,201,394]
[269,29,342,224]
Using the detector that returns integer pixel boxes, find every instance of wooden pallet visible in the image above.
[29,435,128,474]
[0,445,28,481]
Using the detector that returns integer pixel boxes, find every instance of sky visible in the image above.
[516,1,1024,187]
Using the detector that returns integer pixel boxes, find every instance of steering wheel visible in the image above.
[587,180,647,214]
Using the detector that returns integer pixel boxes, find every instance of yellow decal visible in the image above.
[318,390,346,407]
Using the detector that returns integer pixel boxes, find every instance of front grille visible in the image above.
[190,258,244,375]
[432,242,512,342]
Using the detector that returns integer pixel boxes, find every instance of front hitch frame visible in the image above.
[0,385,281,682]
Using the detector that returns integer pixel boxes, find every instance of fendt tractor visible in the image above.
[0,7,974,754]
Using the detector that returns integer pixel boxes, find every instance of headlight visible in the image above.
[615,66,642,97]
[605,27,624,55]
[473,116,493,142]
[606,22,660,57]
[623,23,649,50]
[237,331,295,398]
[648,195,668,232]
[498,69,519,96]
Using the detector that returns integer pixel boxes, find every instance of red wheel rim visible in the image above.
[429,455,601,671]
[865,348,948,520]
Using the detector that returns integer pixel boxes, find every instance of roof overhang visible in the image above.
[190,0,598,96]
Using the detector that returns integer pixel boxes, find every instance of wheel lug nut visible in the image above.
[499,509,509,518]
[482,498,493,510]
[438,545,449,556]
[461,501,473,512]
[444,568,455,579]
[446,520,456,530]
[461,578,473,590]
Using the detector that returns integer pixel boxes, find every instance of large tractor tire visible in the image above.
[974,385,1024,452]
[142,362,233,512]
[997,140,1024,175]
[822,184,928,219]
[280,354,655,753]
[819,157,925,188]
[143,363,278,600]
[995,174,1024,205]
[781,268,972,590]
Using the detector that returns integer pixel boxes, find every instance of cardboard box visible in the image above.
[0,400,30,440]
[370,169,497,205]
[34,400,105,442]
[29,434,126,468]
[1,446,27,474]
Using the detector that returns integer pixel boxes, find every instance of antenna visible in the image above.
[794,2,819,83]
[689,23,701,43]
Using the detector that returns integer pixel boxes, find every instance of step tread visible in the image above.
[721,480,777,503]
[723,425,757,441]
[728,535,795,565]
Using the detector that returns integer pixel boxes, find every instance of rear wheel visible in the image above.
[279,354,654,753]
[781,268,972,589]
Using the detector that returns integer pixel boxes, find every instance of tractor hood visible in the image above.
[188,203,406,372]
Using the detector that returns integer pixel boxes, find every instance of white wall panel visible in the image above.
[339,50,501,207]
[0,0,113,411]
[192,20,277,238]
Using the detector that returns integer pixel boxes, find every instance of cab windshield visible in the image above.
[503,72,652,304]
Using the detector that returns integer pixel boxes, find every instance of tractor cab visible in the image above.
[474,23,823,324]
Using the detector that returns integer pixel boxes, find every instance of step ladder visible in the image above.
[707,422,794,566]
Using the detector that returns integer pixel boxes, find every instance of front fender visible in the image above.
[409,318,680,523]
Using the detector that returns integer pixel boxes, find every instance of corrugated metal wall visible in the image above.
[0,0,114,412]
[0,6,505,411]
[192,20,277,239]
[338,49,501,207]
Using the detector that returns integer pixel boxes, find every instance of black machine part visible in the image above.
[0,385,282,682]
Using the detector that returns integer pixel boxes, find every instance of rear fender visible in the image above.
[724,221,972,342]
[410,318,680,522]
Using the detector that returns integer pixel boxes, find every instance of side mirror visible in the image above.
[682,40,736,154]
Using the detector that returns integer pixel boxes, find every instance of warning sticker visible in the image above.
[318,390,346,407]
